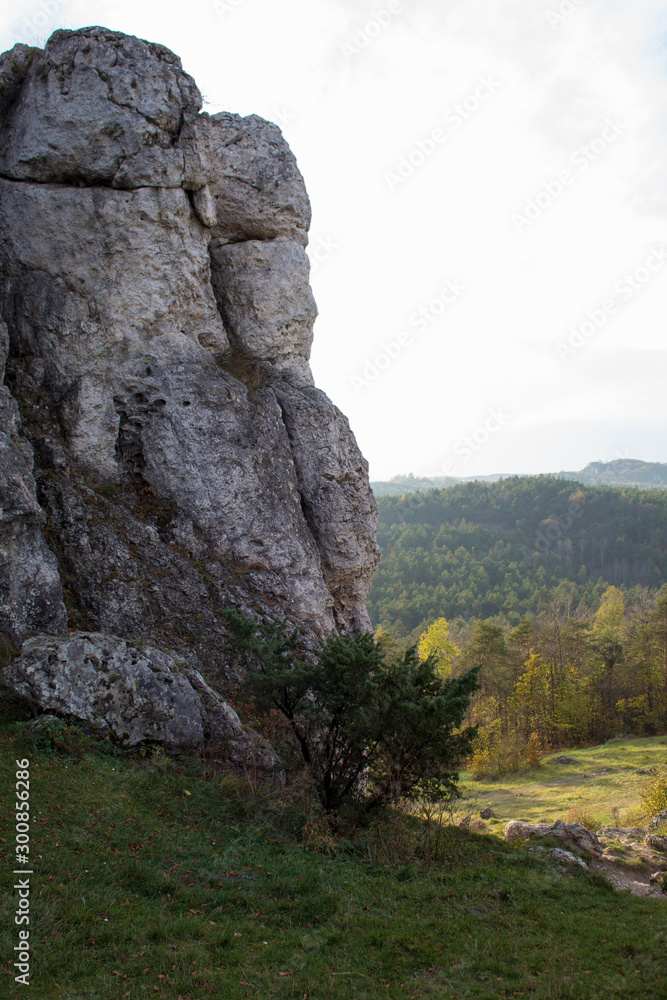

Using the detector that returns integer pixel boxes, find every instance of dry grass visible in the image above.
[456,735,667,833]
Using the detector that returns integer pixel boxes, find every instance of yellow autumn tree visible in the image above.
[592,586,625,644]
[417,618,459,678]
[590,586,625,716]
[511,651,552,741]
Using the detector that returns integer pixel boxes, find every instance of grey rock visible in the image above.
[0,26,378,641]
[34,470,319,680]
[210,239,316,385]
[272,380,379,632]
[548,847,588,871]
[646,834,667,853]
[479,806,496,820]
[6,631,204,753]
[0,178,229,478]
[179,665,277,774]
[208,112,311,246]
[0,27,204,189]
[0,196,334,630]
[504,819,602,857]
[548,755,578,765]
[649,810,667,830]
[191,184,217,228]
[25,713,62,735]
[5,631,275,771]
[0,322,67,641]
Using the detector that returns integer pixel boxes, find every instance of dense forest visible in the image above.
[369,476,667,641]
[369,476,667,754]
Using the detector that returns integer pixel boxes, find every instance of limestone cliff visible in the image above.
[0,322,67,642]
[0,27,378,672]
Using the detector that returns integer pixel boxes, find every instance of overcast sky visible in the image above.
[2,0,666,480]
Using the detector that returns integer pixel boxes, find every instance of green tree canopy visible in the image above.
[417,617,459,678]
[223,611,480,816]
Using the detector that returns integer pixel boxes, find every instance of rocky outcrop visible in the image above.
[6,631,276,769]
[512,819,667,897]
[648,810,667,830]
[0,26,378,640]
[504,819,603,857]
[0,322,66,642]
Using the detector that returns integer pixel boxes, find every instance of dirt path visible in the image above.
[590,858,664,897]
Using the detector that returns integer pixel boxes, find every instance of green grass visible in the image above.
[458,736,667,835]
[1,711,666,999]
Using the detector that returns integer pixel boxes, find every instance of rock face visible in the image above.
[7,631,276,768]
[0,26,378,642]
[0,322,67,641]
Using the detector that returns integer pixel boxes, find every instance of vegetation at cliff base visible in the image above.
[1,707,666,1000]
[222,613,480,815]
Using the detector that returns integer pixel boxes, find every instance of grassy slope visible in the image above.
[458,736,667,836]
[1,712,666,1000]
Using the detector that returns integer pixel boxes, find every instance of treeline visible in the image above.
[369,476,667,643]
[436,584,667,765]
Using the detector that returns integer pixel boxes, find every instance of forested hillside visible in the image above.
[370,476,667,747]
[558,458,667,489]
[369,476,667,641]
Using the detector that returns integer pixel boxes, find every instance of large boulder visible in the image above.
[4,631,275,770]
[207,112,311,245]
[504,819,602,857]
[0,28,205,189]
[209,239,316,385]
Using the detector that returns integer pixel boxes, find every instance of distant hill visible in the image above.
[372,473,505,496]
[556,459,667,489]
[369,475,667,641]
[371,459,667,496]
